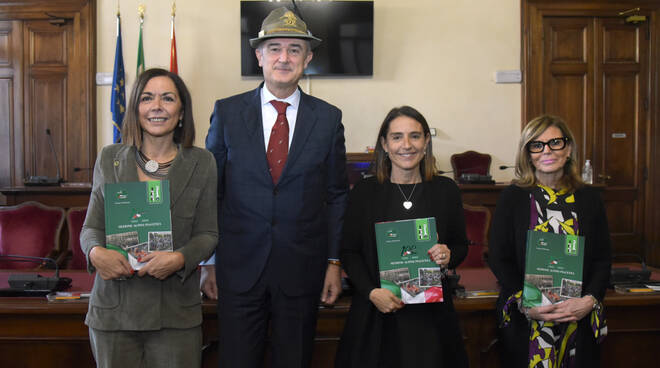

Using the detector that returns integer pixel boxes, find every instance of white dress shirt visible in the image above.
[260,85,301,149]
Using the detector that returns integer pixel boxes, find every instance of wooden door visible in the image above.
[596,18,648,256]
[0,0,96,187]
[22,19,73,181]
[525,11,650,260]
[0,20,22,188]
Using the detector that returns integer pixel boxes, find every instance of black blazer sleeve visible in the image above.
[488,185,528,298]
[340,180,380,301]
[437,178,469,269]
[578,188,611,301]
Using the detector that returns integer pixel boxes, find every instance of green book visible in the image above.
[104,180,172,270]
[523,230,585,307]
[374,217,444,304]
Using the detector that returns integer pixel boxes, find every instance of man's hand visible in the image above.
[369,288,404,314]
[200,265,218,300]
[320,263,342,305]
[89,246,133,280]
[137,251,185,280]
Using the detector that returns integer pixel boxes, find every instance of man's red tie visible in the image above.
[267,100,290,184]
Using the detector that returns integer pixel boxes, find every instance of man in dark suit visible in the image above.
[201,7,349,368]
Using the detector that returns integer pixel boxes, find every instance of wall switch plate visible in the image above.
[494,70,522,83]
[430,128,437,136]
[96,72,113,86]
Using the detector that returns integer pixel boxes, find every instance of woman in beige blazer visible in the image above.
[81,68,218,368]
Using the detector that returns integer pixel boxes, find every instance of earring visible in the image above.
[178,118,183,128]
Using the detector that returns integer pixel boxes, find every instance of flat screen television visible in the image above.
[240,1,374,77]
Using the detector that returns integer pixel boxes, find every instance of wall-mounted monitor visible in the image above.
[240,1,374,77]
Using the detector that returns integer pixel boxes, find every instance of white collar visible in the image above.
[261,85,301,109]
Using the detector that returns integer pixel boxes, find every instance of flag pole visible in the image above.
[116,2,120,36]
[111,2,126,144]
[137,4,146,76]
[170,1,178,74]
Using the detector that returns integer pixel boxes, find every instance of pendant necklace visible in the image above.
[396,183,417,210]
[135,148,175,178]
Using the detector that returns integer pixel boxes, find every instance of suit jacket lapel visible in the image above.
[169,149,196,208]
[113,146,139,183]
[242,86,264,143]
[242,85,272,183]
[284,90,318,174]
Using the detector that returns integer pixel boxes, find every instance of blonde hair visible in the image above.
[514,115,583,192]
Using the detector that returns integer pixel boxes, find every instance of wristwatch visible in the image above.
[585,294,599,310]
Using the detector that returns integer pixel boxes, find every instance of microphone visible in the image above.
[1,255,72,292]
[440,166,494,184]
[47,128,62,182]
[499,165,515,170]
[23,128,63,186]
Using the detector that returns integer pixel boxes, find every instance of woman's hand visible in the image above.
[89,246,133,280]
[525,296,595,322]
[137,251,185,280]
[549,296,595,322]
[369,288,404,314]
[428,243,451,267]
[525,304,559,321]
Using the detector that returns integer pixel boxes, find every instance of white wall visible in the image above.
[96,0,521,181]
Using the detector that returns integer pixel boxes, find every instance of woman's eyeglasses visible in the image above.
[527,137,569,153]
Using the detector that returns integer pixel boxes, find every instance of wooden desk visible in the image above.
[1,268,659,367]
[0,184,506,217]
[0,185,91,208]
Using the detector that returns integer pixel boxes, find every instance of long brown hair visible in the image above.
[372,106,437,183]
[121,68,195,148]
[514,115,583,192]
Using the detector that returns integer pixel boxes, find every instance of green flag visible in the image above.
[136,18,145,76]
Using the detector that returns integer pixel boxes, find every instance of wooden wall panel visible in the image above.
[23,21,69,180]
[0,20,21,188]
[0,27,8,65]
[0,78,11,188]
[603,26,638,62]
[548,75,587,159]
[31,30,66,65]
[603,74,638,187]
[0,22,11,189]
[27,77,65,178]
[544,17,593,163]
[550,23,587,62]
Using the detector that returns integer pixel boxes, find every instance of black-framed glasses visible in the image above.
[526,137,569,153]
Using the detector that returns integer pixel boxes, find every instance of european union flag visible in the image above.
[111,14,126,144]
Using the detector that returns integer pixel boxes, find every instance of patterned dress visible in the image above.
[501,185,606,368]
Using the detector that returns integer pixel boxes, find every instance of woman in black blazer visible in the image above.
[335,106,469,368]
[488,115,611,367]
